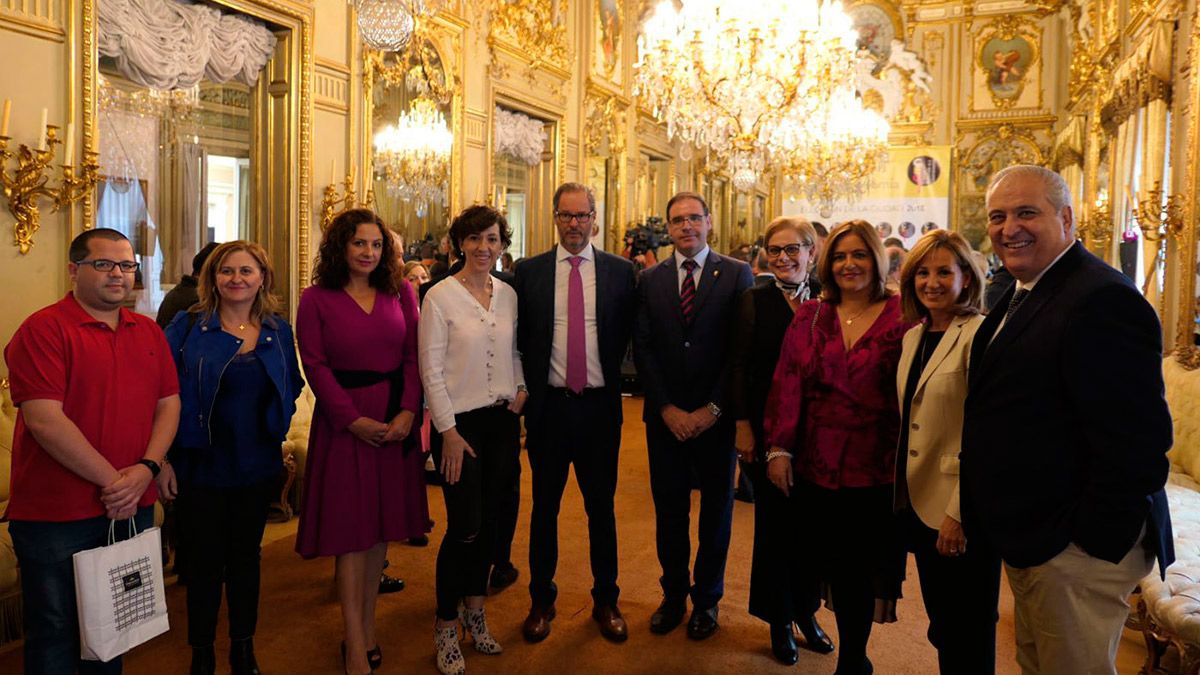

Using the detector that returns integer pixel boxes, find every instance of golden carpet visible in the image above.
[0,397,1147,673]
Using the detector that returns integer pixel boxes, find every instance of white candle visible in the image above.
[63,122,75,166]
[329,159,336,185]
[0,99,10,137]
[37,108,47,150]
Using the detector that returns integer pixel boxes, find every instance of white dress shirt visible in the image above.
[674,245,711,293]
[419,277,525,433]
[548,244,605,388]
[992,241,1074,338]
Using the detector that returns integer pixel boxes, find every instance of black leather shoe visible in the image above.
[649,598,687,635]
[796,615,835,654]
[190,645,216,675]
[686,605,719,640]
[378,573,405,594]
[229,637,262,675]
[771,623,798,665]
[592,604,628,643]
[407,534,429,546]
[489,564,519,592]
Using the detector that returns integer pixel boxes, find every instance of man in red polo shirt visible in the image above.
[4,228,180,674]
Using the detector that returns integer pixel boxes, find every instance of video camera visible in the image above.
[623,216,672,257]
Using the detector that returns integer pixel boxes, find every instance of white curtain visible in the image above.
[175,141,207,282]
[494,107,547,166]
[98,0,277,89]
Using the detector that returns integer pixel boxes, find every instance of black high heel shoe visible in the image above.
[796,615,835,654]
[770,623,798,665]
[367,645,382,670]
[341,641,376,675]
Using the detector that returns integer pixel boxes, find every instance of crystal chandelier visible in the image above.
[635,0,873,190]
[356,0,428,52]
[778,86,890,214]
[373,96,452,215]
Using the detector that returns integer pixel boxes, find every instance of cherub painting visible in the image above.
[980,35,1034,99]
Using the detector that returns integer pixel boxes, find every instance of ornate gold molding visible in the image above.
[1174,4,1200,348]
[487,0,571,76]
[583,91,626,157]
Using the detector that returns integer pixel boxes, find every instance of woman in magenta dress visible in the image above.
[763,219,912,675]
[296,208,430,675]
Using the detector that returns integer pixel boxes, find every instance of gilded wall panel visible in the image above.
[0,0,64,41]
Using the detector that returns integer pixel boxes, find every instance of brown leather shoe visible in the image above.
[522,604,556,643]
[592,604,628,643]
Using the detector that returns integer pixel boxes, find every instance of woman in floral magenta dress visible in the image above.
[296,209,430,675]
[764,220,912,675]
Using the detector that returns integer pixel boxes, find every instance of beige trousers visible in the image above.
[1004,530,1152,675]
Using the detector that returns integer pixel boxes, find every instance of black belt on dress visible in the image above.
[332,367,415,453]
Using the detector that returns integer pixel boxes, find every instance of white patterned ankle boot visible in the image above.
[434,623,465,675]
[462,607,503,654]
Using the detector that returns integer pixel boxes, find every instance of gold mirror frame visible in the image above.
[1174,9,1200,348]
[361,16,466,236]
[79,0,313,311]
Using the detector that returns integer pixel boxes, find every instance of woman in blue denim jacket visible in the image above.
[162,241,305,675]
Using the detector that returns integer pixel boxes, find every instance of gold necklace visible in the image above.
[841,305,869,325]
[459,274,493,296]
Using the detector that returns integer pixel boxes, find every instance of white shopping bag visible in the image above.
[72,520,170,662]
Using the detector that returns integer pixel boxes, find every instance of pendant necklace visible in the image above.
[842,305,869,325]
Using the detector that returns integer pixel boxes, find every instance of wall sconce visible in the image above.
[1,123,100,255]
[321,164,376,230]
[1081,190,1112,249]
[1134,181,1184,244]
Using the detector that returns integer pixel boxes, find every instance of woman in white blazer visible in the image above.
[895,230,1001,674]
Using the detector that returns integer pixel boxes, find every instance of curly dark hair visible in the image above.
[312,208,400,294]
[448,205,512,260]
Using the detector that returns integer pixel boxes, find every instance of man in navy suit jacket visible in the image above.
[513,183,637,644]
[633,191,754,640]
[962,165,1173,673]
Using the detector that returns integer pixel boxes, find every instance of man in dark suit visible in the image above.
[962,165,1173,672]
[633,191,754,640]
[514,183,637,643]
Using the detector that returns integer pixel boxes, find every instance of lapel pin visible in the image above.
[713,269,720,278]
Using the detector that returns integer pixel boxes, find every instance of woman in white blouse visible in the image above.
[419,205,526,675]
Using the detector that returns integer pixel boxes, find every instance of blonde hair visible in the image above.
[762,216,817,249]
[817,219,890,304]
[899,230,985,322]
[194,240,282,325]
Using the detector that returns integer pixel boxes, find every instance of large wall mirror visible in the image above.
[84,0,312,314]
[367,37,453,249]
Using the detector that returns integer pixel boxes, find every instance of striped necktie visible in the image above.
[1004,288,1030,323]
[680,259,698,324]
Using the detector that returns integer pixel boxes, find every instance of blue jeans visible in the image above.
[9,507,154,675]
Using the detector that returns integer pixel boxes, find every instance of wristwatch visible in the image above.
[706,402,722,419]
[137,458,161,478]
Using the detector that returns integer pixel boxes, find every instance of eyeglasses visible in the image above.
[554,211,595,225]
[668,213,707,226]
[74,259,140,273]
[765,244,810,258]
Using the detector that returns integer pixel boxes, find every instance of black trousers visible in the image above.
[645,415,736,610]
[432,405,521,620]
[746,460,820,625]
[176,479,274,647]
[900,506,1002,675]
[492,448,520,570]
[527,388,621,607]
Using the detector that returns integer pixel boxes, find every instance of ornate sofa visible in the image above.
[1136,347,1200,672]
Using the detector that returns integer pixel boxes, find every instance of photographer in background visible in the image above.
[622,216,672,271]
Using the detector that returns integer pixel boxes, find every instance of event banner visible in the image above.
[782,145,952,250]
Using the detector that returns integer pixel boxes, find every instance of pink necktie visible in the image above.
[566,256,587,394]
